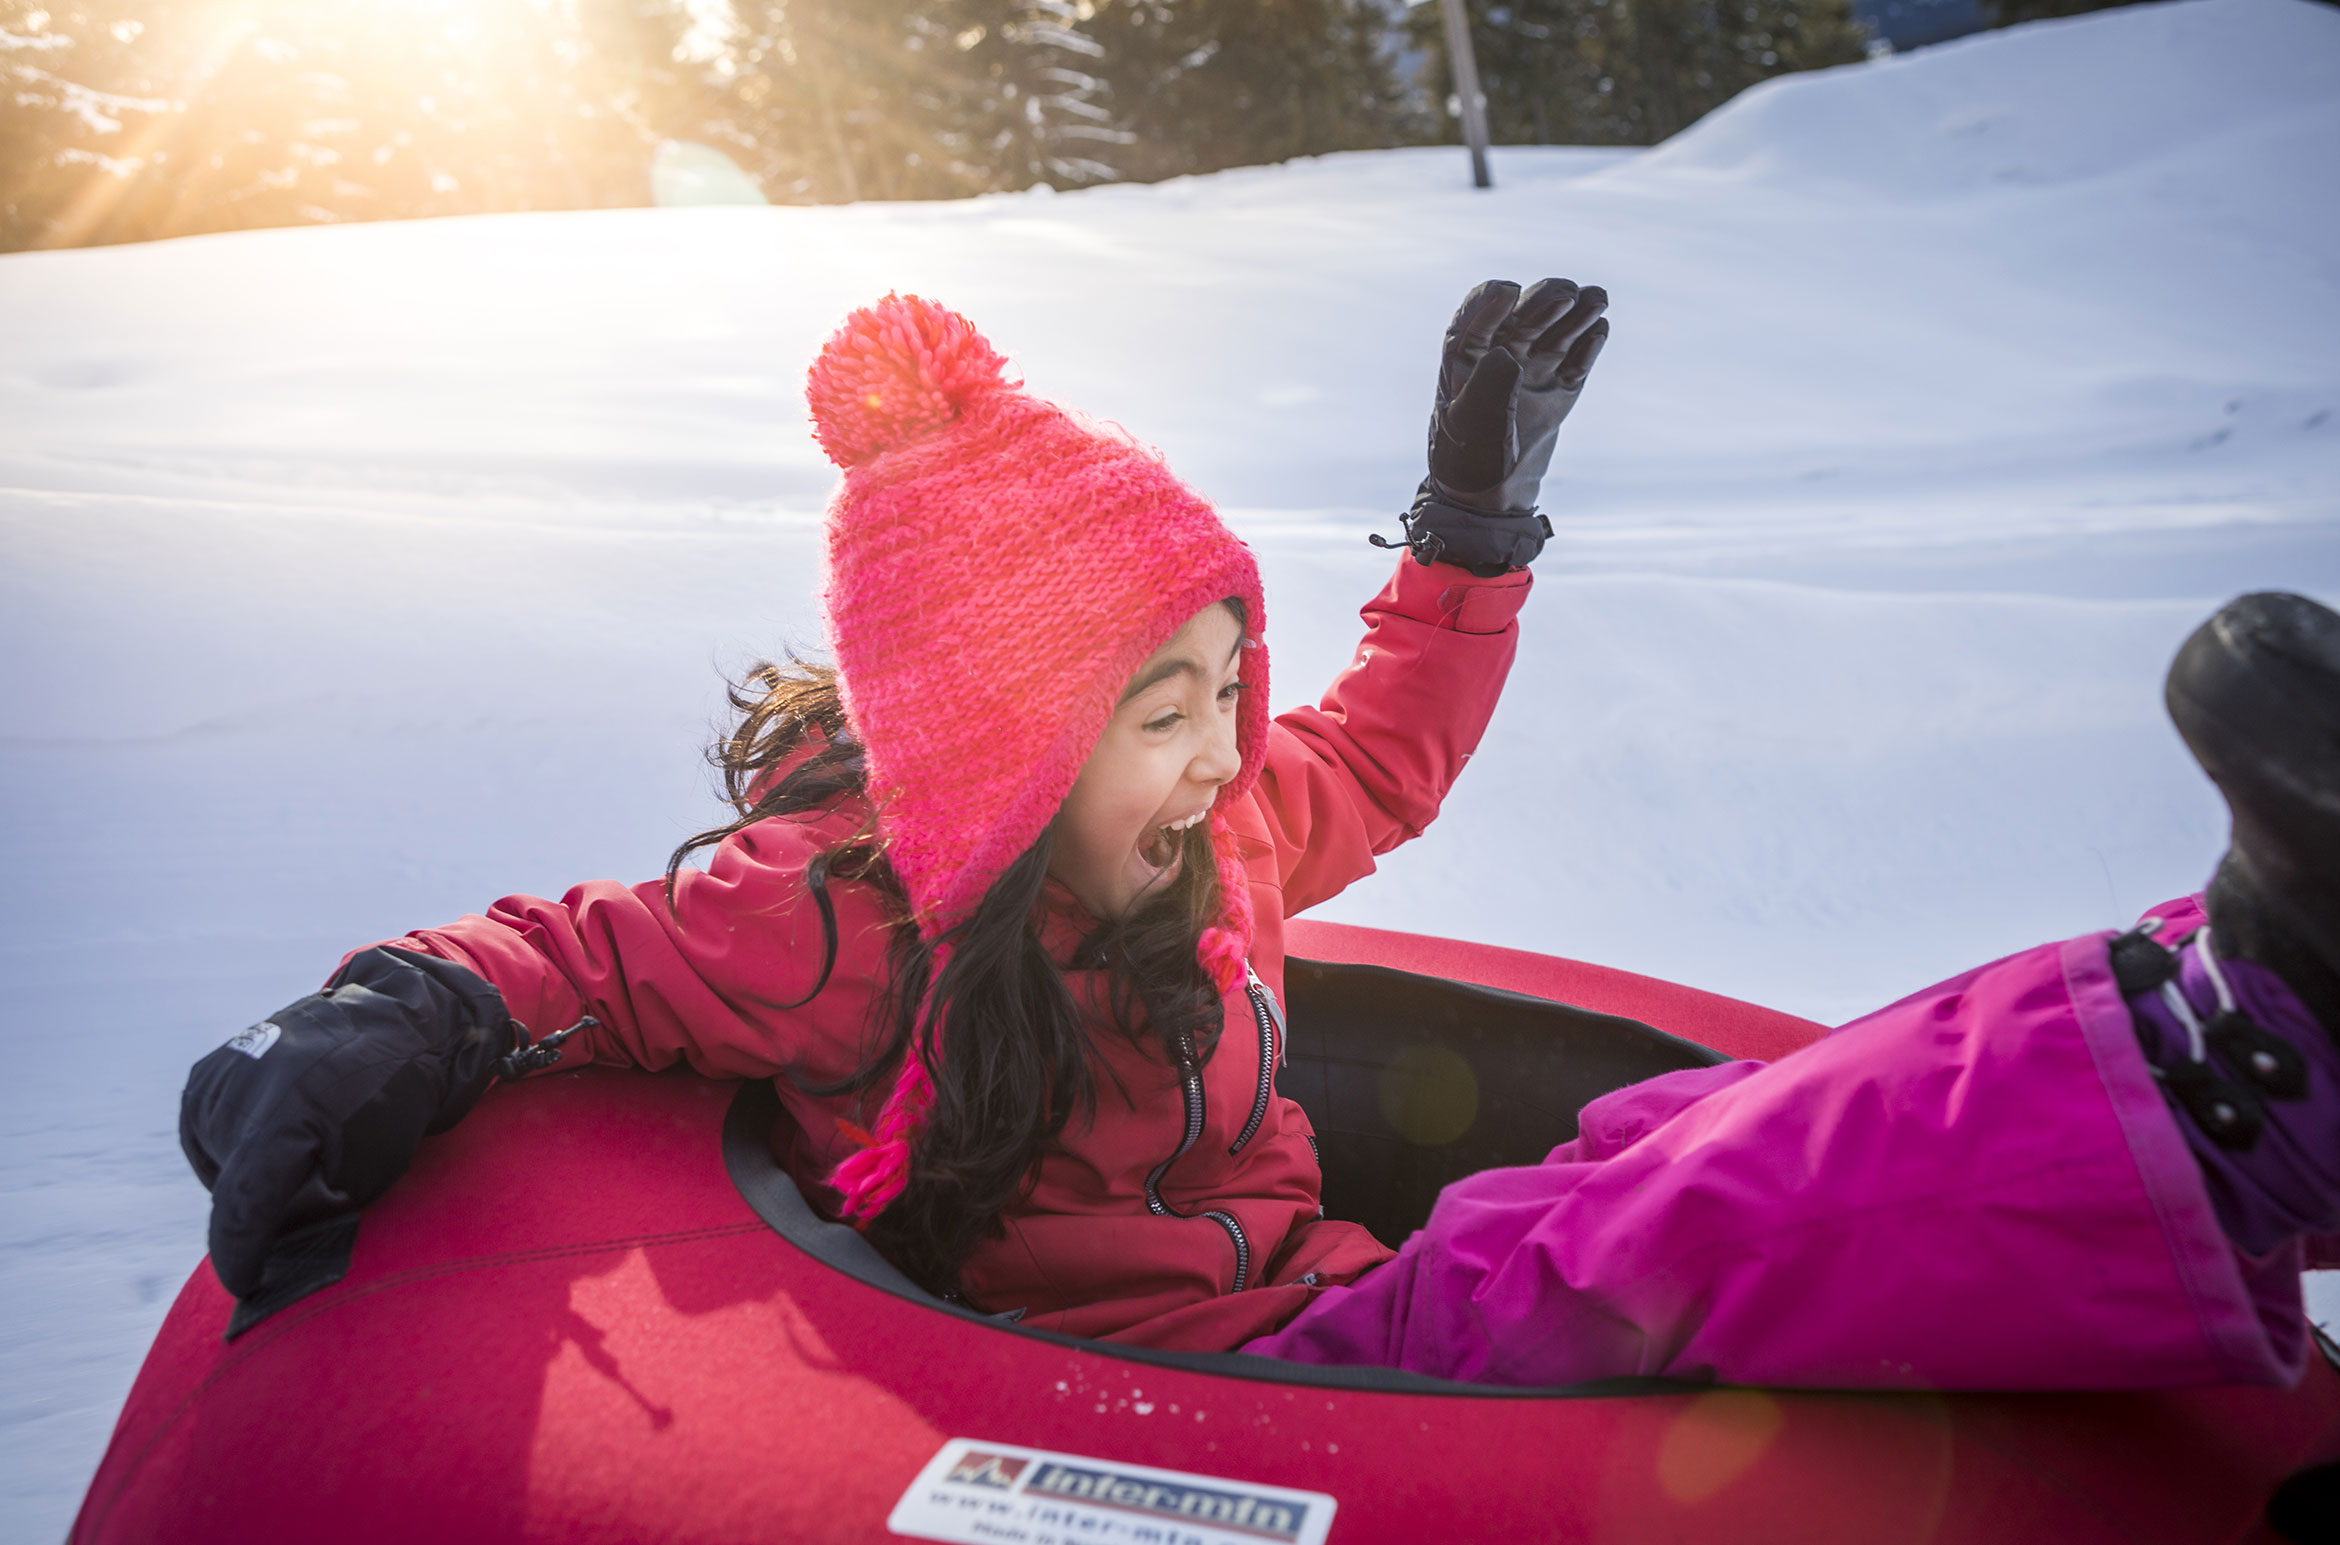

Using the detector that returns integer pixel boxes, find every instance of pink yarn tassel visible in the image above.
[1195,814,1254,996]
[832,943,952,1224]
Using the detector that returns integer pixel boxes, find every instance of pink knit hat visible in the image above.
[806,294,1268,1223]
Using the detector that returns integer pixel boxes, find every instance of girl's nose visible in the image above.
[1192,710,1242,787]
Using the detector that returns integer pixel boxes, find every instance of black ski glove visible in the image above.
[179,947,571,1319]
[1374,277,1610,577]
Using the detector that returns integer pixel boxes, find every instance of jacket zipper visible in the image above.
[1202,1210,1250,1292]
[1142,1032,1207,1221]
[1228,961,1284,1155]
[1144,1029,1253,1292]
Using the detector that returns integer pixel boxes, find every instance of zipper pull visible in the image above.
[1243,960,1287,1064]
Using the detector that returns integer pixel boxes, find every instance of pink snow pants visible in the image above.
[1243,897,2313,1390]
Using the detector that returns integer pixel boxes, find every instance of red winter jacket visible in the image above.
[384,559,1531,1352]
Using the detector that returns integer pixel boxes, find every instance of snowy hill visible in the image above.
[3,0,2337,1532]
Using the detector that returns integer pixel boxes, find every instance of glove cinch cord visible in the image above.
[496,1014,598,1080]
[1369,519,1451,568]
[1369,497,1553,575]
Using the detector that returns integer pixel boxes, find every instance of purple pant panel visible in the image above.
[2070,897,2308,1380]
[2126,907,2340,1258]
[1243,898,2306,1390]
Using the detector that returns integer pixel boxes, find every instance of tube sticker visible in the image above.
[889,1438,1336,1545]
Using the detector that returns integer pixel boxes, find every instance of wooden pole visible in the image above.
[1438,0,1492,189]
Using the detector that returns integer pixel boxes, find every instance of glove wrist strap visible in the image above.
[1370,486,1552,577]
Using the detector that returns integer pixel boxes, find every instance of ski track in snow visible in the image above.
[4,0,2339,1530]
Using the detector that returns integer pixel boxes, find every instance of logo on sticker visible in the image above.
[226,1021,281,1059]
[891,1437,1336,1545]
[1027,1463,1310,1542]
[944,1452,1029,1491]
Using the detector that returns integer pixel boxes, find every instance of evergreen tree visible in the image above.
[4,0,1427,250]
[1413,0,1869,148]
[1096,0,1426,182]
[667,0,897,204]
[684,2,1421,201]
[2,0,678,250]
[962,0,1134,188]
[669,2,1128,203]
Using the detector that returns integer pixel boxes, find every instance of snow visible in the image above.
[4,0,2338,1531]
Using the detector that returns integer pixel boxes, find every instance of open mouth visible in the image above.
[1137,807,1210,876]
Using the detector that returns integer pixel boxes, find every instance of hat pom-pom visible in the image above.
[806,293,1011,469]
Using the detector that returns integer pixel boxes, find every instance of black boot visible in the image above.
[2164,592,2340,1039]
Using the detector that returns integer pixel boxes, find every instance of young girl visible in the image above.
[180,292,2340,1394]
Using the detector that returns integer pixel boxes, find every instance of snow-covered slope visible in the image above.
[4,0,2337,1532]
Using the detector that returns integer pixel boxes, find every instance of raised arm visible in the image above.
[1247,275,1608,914]
[1253,562,1530,914]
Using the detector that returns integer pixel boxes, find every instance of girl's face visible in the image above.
[1050,602,1246,922]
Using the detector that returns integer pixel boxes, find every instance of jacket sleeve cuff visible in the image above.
[1380,555,1534,636]
[353,932,598,1076]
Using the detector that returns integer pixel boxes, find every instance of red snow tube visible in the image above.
[74,922,2340,1544]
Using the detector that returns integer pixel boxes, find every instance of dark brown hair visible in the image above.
[666,613,1240,1296]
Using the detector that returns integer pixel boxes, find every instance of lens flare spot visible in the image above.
[1655,1390,1784,1505]
[1377,1042,1478,1147]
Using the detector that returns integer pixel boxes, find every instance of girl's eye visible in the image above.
[1217,681,1245,704]
[1143,710,1183,733]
